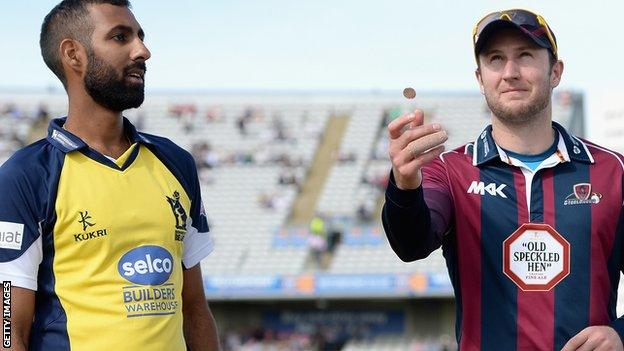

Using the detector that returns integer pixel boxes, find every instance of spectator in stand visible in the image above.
[326,217,344,254]
[192,142,220,170]
[204,106,223,123]
[308,214,327,268]
[335,150,357,164]
[36,104,50,123]
[278,168,301,189]
[236,107,254,135]
[357,200,375,223]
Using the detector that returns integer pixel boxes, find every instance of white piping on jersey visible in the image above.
[586,143,624,171]
[439,149,458,163]
[571,136,595,163]
[472,132,484,166]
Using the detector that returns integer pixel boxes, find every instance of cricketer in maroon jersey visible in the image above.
[382,9,624,351]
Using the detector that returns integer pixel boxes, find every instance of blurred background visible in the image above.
[2,1,623,350]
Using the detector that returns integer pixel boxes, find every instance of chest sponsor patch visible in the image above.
[503,223,570,291]
[118,245,179,317]
[0,221,25,251]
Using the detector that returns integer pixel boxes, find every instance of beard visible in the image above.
[484,81,551,126]
[83,51,146,112]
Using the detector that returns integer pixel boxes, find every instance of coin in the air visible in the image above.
[403,87,416,99]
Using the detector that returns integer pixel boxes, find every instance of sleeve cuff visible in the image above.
[611,318,624,344]
[182,232,214,269]
[385,170,424,208]
[0,271,37,291]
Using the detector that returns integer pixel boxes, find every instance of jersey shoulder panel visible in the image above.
[0,138,65,262]
[140,133,197,180]
[582,138,624,169]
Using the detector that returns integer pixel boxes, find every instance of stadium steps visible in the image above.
[316,107,385,217]
[288,114,350,225]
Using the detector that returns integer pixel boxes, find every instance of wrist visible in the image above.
[394,169,422,190]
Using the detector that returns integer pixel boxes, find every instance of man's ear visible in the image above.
[475,67,485,95]
[550,59,564,88]
[59,38,88,77]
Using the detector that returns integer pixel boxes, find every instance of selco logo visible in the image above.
[117,245,174,285]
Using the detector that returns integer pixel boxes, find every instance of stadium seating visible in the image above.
[0,91,581,351]
[0,91,577,279]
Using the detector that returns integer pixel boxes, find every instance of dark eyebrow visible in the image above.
[106,24,145,40]
[482,48,503,56]
[515,45,539,52]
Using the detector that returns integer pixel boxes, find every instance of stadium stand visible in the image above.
[0,90,583,350]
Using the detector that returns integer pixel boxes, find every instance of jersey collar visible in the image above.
[47,117,152,153]
[471,121,594,166]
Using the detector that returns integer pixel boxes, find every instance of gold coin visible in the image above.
[403,87,416,99]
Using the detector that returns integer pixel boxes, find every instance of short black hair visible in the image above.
[40,0,131,87]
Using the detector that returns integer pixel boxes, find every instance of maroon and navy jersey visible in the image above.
[382,122,624,350]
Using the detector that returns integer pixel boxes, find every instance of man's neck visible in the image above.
[64,92,131,159]
[491,109,555,156]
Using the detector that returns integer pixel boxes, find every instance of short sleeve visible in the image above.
[181,164,213,269]
[0,166,43,290]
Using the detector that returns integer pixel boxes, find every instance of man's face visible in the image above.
[83,4,151,112]
[476,28,562,125]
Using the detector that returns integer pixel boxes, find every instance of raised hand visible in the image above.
[387,109,448,190]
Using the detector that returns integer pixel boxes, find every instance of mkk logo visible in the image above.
[166,191,188,241]
[467,181,508,198]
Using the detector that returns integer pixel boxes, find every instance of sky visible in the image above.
[1,0,622,96]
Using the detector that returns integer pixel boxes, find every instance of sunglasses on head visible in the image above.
[473,9,557,58]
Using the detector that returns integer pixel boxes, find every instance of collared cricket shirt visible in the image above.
[0,117,213,351]
[383,122,624,350]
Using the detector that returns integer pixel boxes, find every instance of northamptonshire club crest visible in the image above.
[563,183,602,205]
[166,191,188,241]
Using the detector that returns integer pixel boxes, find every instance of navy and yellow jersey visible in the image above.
[383,122,624,350]
[0,117,213,351]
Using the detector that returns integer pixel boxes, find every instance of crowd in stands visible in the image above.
[350,107,398,224]
[186,105,310,175]
[258,191,291,211]
[186,105,316,213]
[0,102,52,162]
[2,100,389,272]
